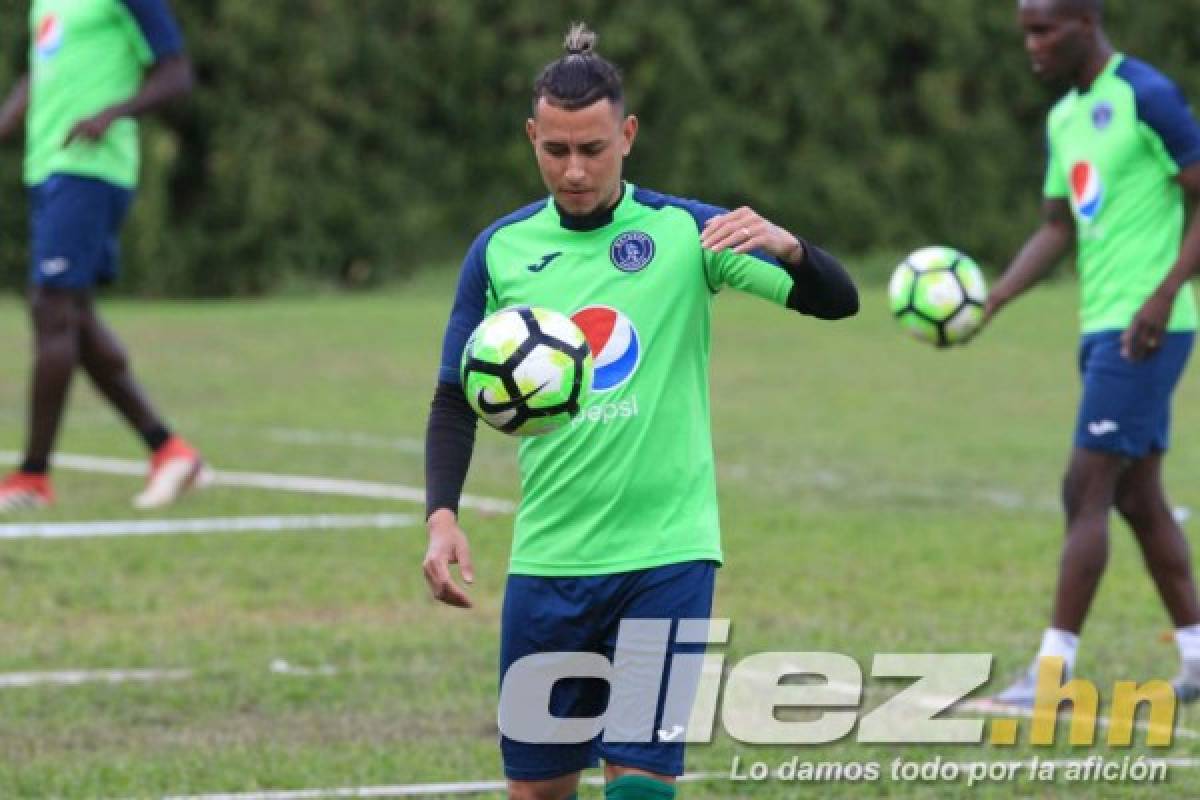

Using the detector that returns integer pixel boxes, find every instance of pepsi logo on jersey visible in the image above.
[1070,161,1104,224]
[35,14,64,59]
[570,305,642,425]
[572,305,641,391]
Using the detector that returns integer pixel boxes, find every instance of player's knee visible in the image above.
[1061,467,1117,523]
[1061,473,1085,519]
[30,291,81,342]
[1116,486,1171,534]
[508,779,577,800]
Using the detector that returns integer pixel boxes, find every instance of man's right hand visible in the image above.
[422,509,475,608]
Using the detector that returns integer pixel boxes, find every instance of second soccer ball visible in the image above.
[888,246,987,347]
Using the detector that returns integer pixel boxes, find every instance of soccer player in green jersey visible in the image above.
[0,0,206,512]
[423,23,858,800]
[985,0,1200,705]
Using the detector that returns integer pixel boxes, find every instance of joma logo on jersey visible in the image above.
[526,252,562,273]
[1070,161,1104,224]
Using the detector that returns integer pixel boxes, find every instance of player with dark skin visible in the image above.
[0,20,201,511]
[985,0,1200,702]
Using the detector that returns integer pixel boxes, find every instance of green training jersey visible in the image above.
[1043,54,1200,333]
[439,184,798,577]
[26,0,184,188]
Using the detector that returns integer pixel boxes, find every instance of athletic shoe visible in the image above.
[0,472,54,512]
[990,667,1043,709]
[1172,662,1200,704]
[133,436,211,510]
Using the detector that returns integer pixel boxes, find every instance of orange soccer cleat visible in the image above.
[0,471,54,512]
[133,436,212,510]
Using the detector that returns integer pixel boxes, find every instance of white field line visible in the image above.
[0,451,515,514]
[269,658,337,677]
[0,513,418,540]
[8,449,1184,521]
[718,463,1193,521]
[2,659,340,689]
[0,668,191,688]
[142,761,1200,800]
[0,419,425,454]
[154,772,728,800]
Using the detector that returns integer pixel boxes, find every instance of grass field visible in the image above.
[2,268,1200,798]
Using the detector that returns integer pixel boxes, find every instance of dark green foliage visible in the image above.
[0,0,1196,295]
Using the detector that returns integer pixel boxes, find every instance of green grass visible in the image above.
[1,270,1199,798]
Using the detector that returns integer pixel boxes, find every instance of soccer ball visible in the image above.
[888,246,987,347]
[460,306,593,436]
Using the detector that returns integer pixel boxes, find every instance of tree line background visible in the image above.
[0,0,1196,296]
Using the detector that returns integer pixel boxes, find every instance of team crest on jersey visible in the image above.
[1070,161,1103,223]
[35,14,63,59]
[610,231,655,273]
[571,305,641,391]
[1092,101,1114,131]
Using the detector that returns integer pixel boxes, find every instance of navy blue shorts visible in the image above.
[29,174,135,290]
[1074,330,1194,458]
[499,560,716,781]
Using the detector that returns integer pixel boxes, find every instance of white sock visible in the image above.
[1175,624,1200,665]
[1034,628,1079,676]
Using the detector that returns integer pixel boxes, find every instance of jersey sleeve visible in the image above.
[654,194,794,307]
[436,233,492,385]
[1042,127,1069,199]
[1133,77,1200,173]
[118,0,185,64]
[706,248,795,307]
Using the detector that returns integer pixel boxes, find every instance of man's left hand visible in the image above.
[1122,290,1174,361]
[64,109,119,146]
[700,206,805,265]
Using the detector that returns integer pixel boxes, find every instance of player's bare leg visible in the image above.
[1052,447,1127,632]
[0,288,79,511]
[77,296,208,508]
[1,287,208,512]
[25,287,83,469]
[508,772,581,800]
[1116,451,1200,700]
[993,448,1125,706]
[77,295,167,437]
[1116,452,1200,625]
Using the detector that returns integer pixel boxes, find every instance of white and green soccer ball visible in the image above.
[888,246,988,347]
[460,306,593,436]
